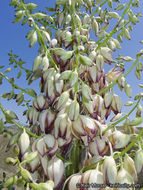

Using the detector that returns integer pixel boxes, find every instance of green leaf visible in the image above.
[27,89,37,97]
[4,67,12,73]
[17,70,22,79]
[139,84,143,88]
[1,93,10,99]
[46,7,55,12]
[0,66,4,69]
[8,90,14,100]
[0,77,3,85]
[21,18,27,26]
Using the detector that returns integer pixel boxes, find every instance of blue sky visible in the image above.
[0,0,143,125]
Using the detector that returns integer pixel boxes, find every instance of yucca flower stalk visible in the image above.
[0,0,143,189]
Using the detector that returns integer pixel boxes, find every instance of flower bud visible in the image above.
[5,157,17,165]
[5,110,18,122]
[69,70,78,87]
[19,129,30,156]
[92,18,99,35]
[89,51,97,62]
[75,13,82,27]
[82,167,104,190]
[68,174,82,190]
[112,38,121,49]
[124,154,138,182]
[108,0,112,8]
[29,154,40,173]
[110,113,123,122]
[68,100,80,121]
[44,77,56,104]
[4,176,18,188]
[130,117,143,126]
[21,168,33,182]
[134,149,143,174]
[47,157,65,188]
[27,107,39,125]
[72,116,87,137]
[26,3,38,9]
[100,47,113,64]
[96,54,104,71]
[39,109,56,133]
[111,94,123,114]
[54,113,72,140]
[61,50,73,61]
[41,56,49,71]
[57,91,69,111]
[116,167,134,189]
[33,13,47,19]
[16,92,24,106]
[42,68,56,83]
[40,155,49,176]
[82,14,91,25]
[80,115,98,138]
[107,39,116,51]
[108,11,119,19]
[7,133,20,148]
[104,93,113,108]
[83,100,94,115]
[136,104,142,117]
[37,181,54,190]
[24,151,38,163]
[54,74,64,96]
[107,67,124,82]
[89,136,109,157]
[29,31,37,47]
[79,54,93,66]
[57,12,64,27]
[13,144,20,156]
[123,27,131,40]
[44,134,58,157]
[125,83,132,98]
[118,76,126,90]
[115,4,126,10]
[33,95,48,111]
[32,55,42,72]
[82,83,92,101]
[109,130,131,149]
[50,38,57,48]
[60,70,72,80]
[88,65,98,83]
[65,14,71,24]
[41,30,51,43]
[36,138,47,156]
[103,156,117,185]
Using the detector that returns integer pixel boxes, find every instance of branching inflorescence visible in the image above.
[0,0,143,189]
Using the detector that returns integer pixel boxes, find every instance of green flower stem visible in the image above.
[74,53,79,99]
[97,55,140,95]
[95,0,133,50]
[19,0,58,72]
[12,120,39,139]
[103,97,141,134]
[0,72,36,98]
[90,0,108,18]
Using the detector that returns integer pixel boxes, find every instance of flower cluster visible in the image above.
[1,0,143,189]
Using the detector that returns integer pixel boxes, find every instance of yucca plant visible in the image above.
[0,0,143,189]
